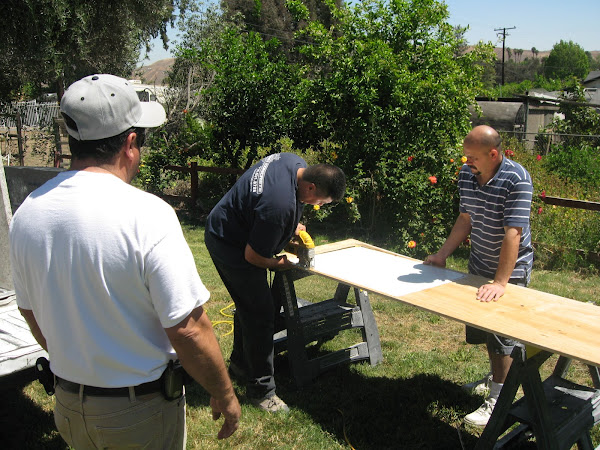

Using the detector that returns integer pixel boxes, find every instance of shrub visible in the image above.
[544,145,600,189]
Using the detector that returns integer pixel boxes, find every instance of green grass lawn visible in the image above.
[2,223,598,449]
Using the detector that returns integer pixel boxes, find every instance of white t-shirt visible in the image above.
[9,171,210,387]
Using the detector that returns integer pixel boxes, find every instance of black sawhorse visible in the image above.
[475,345,600,449]
[271,268,383,387]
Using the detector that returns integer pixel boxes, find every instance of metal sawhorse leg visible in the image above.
[272,269,383,387]
[475,346,600,449]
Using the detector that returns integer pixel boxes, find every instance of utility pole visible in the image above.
[495,26,516,89]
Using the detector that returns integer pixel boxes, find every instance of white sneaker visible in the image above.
[250,394,290,413]
[464,397,496,427]
[462,372,492,396]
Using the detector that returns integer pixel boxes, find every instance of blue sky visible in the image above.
[140,0,600,64]
[444,0,599,52]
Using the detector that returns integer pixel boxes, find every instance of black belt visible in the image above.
[56,376,162,397]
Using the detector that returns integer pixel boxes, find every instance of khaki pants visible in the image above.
[54,384,186,449]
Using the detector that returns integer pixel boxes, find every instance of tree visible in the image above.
[289,0,495,250]
[220,0,342,60]
[0,0,180,101]
[163,0,494,253]
[543,40,589,80]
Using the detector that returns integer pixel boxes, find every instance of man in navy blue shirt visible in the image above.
[425,125,533,426]
[205,153,346,412]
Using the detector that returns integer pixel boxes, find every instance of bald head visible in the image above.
[464,125,502,152]
[462,125,503,183]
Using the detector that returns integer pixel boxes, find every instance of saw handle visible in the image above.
[297,230,315,248]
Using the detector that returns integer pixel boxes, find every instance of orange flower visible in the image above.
[428,175,437,184]
[408,156,414,162]
[450,158,454,163]
[407,240,416,249]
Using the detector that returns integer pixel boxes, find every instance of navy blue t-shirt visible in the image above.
[205,153,307,268]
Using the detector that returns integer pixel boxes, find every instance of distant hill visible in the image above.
[132,58,174,85]
[134,48,600,86]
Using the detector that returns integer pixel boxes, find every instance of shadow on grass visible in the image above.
[1,368,68,449]
[184,355,487,449]
[277,359,482,449]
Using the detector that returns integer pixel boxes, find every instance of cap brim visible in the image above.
[135,101,166,128]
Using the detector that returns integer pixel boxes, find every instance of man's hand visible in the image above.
[476,282,505,302]
[295,223,306,235]
[210,394,241,439]
[423,253,446,268]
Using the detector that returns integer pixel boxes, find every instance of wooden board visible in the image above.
[0,297,47,376]
[294,239,600,367]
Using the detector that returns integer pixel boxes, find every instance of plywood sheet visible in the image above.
[313,246,465,297]
[0,299,47,376]
[297,239,600,367]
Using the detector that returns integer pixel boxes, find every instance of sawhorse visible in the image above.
[271,268,383,387]
[475,346,600,449]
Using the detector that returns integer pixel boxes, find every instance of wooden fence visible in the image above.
[0,101,60,129]
[537,194,600,263]
[162,162,245,207]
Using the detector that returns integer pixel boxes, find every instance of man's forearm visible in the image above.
[494,226,522,286]
[244,243,294,270]
[438,213,472,259]
[167,308,236,401]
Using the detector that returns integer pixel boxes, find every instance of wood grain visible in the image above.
[298,240,600,367]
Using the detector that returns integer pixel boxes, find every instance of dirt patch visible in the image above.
[1,127,70,168]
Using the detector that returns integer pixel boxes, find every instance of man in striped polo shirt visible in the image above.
[425,125,533,426]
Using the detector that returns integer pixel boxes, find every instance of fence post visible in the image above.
[15,110,24,166]
[53,118,64,168]
[190,161,198,208]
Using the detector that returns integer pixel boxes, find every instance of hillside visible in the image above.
[132,58,175,85]
[134,48,600,86]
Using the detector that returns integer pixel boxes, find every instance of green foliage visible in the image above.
[504,136,600,272]
[0,0,179,101]
[487,75,568,98]
[194,24,302,169]
[550,84,600,148]
[290,0,494,254]
[543,40,590,81]
[544,145,600,188]
[137,111,213,193]
[150,0,496,256]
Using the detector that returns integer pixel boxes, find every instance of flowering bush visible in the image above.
[506,135,600,271]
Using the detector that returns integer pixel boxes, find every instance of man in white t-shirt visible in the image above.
[9,74,240,449]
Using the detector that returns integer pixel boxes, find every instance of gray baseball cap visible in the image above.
[60,74,166,141]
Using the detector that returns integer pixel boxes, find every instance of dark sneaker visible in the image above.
[249,394,290,413]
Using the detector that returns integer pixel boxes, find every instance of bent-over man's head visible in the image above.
[60,74,166,163]
[302,164,346,203]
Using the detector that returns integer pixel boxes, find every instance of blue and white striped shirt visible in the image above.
[458,157,534,282]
